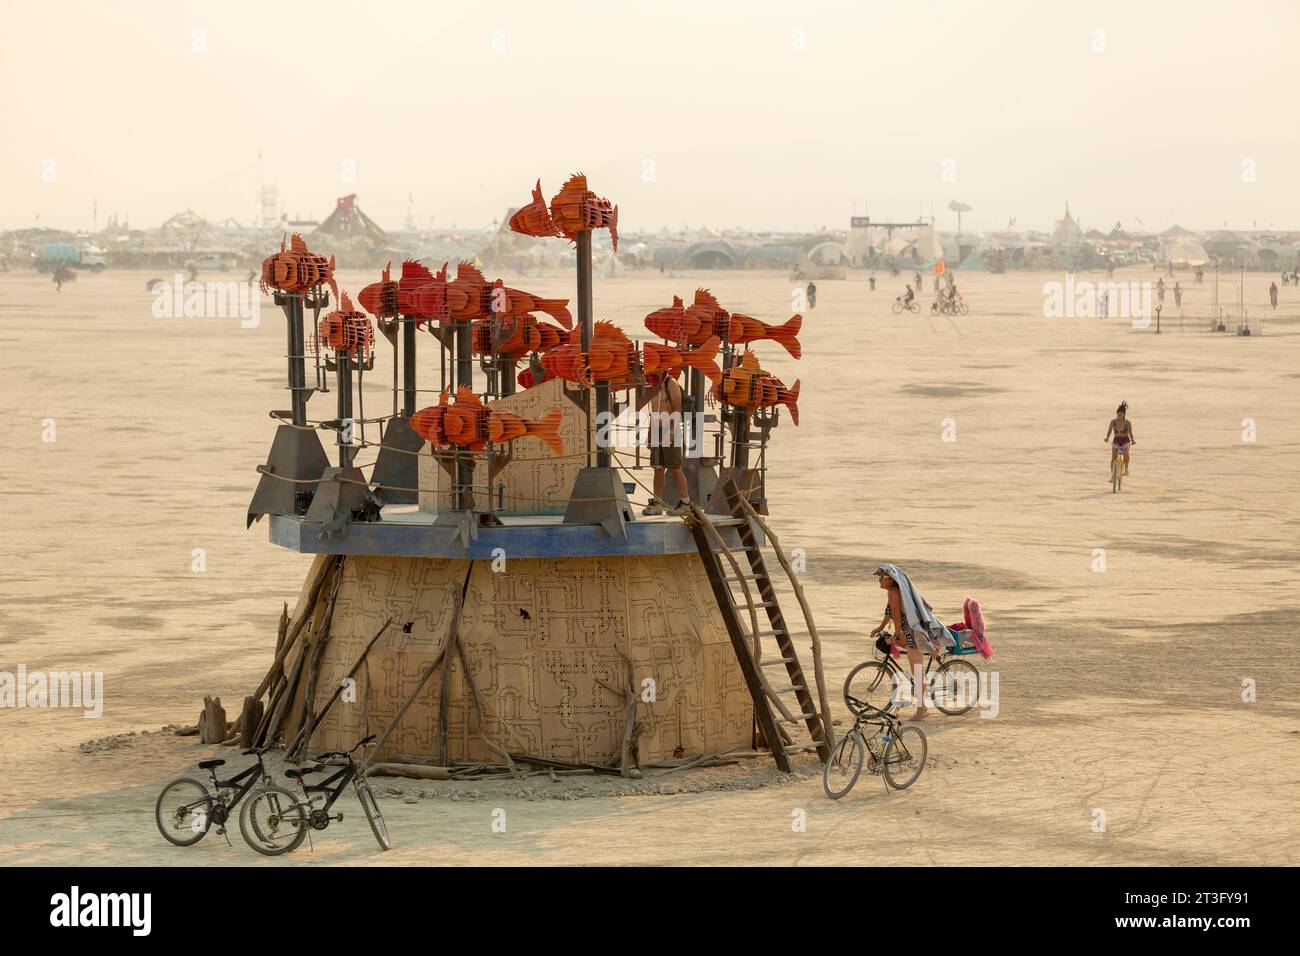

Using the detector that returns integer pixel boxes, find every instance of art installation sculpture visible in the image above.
[233,174,830,784]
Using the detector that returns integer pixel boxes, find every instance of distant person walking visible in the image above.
[1269,282,1279,309]
[1173,282,1182,307]
[806,281,817,310]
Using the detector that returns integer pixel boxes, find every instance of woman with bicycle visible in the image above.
[1105,401,1136,479]
[869,565,953,720]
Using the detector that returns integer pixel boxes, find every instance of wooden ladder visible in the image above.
[687,479,831,771]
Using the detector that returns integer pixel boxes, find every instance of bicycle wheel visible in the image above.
[892,301,903,314]
[959,303,969,315]
[933,658,980,715]
[843,660,904,715]
[882,725,928,790]
[239,786,308,856]
[354,779,391,850]
[822,732,865,799]
[155,777,214,846]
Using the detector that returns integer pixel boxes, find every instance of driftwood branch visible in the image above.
[289,616,395,759]
[252,555,339,701]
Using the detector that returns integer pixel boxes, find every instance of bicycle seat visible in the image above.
[285,766,322,780]
[198,759,225,770]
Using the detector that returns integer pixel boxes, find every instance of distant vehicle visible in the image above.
[185,255,233,272]
[37,243,106,273]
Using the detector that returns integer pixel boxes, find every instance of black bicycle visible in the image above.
[155,745,278,846]
[239,735,389,855]
[823,695,927,798]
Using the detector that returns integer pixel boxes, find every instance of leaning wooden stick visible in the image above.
[362,565,472,769]
[288,616,395,758]
[252,555,338,700]
[453,636,521,780]
[297,559,346,741]
[362,645,447,770]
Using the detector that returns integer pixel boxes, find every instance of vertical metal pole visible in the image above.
[455,320,473,509]
[402,316,416,416]
[287,296,308,427]
[337,353,353,468]
[576,231,606,467]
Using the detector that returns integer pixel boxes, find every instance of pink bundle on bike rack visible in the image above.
[949,598,992,659]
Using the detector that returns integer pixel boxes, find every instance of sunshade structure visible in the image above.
[684,239,742,268]
[804,241,848,266]
[1165,241,1209,267]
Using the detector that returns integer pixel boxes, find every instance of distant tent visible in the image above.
[1166,241,1209,267]
[805,241,847,266]
[1160,224,1195,238]
[1051,205,1084,245]
[685,239,741,268]
[314,194,393,247]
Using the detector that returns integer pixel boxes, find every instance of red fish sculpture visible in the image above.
[541,320,637,387]
[730,312,802,359]
[317,292,373,355]
[397,259,450,325]
[508,174,618,251]
[644,295,709,346]
[261,234,336,298]
[642,335,723,384]
[357,262,399,319]
[713,351,800,425]
[410,387,564,455]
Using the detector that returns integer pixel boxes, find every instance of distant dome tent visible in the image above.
[1166,241,1209,267]
[685,239,742,269]
[804,241,848,266]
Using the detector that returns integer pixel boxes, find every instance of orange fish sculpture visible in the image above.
[388,260,571,331]
[261,233,336,298]
[729,312,802,359]
[541,320,637,387]
[317,292,374,355]
[643,335,723,384]
[509,173,618,251]
[396,259,450,325]
[713,351,800,425]
[644,295,709,346]
[357,262,399,319]
[471,316,568,359]
[646,290,801,358]
[410,387,563,455]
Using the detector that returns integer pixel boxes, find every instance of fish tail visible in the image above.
[782,379,800,426]
[685,336,723,384]
[525,406,565,455]
[535,298,573,330]
[773,314,802,359]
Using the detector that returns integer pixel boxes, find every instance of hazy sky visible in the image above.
[3,0,1297,234]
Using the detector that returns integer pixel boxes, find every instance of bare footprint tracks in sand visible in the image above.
[1103,532,1300,570]
[92,615,167,632]
[802,553,1042,594]
[898,383,1006,400]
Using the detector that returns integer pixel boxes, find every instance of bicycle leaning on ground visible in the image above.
[239,734,390,855]
[823,693,927,798]
[155,744,278,846]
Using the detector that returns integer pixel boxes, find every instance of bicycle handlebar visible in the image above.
[310,735,377,762]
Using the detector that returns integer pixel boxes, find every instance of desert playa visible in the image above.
[1,264,1297,865]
